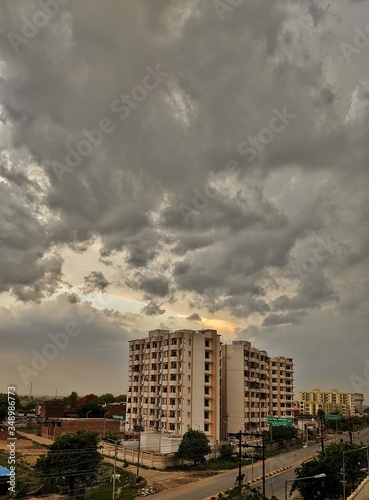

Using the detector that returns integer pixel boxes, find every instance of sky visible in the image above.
[0,0,369,403]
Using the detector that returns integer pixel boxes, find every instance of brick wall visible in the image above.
[42,419,121,439]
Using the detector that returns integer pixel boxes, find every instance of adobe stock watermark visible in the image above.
[179,106,296,226]
[350,359,369,394]
[51,64,169,182]
[213,0,243,21]
[300,226,346,274]
[6,0,72,54]
[340,22,369,63]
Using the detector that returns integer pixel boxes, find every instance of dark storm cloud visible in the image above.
[82,271,111,293]
[141,301,166,316]
[0,0,368,399]
[186,313,202,323]
[0,294,140,394]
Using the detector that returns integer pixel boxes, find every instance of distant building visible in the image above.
[41,418,121,439]
[40,402,67,418]
[221,341,294,435]
[126,329,221,444]
[299,389,364,417]
[104,402,126,419]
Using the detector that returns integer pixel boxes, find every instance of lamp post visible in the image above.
[86,410,92,418]
[343,446,369,500]
[285,473,326,500]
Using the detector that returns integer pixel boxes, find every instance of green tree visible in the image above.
[63,391,78,405]
[96,393,115,404]
[0,392,20,422]
[35,430,103,499]
[176,428,211,464]
[290,442,367,499]
[76,401,104,418]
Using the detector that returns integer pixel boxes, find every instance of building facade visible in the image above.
[126,329,221,443]
[299,389,364,417]
[269,356,294,418]
[220,341,294,435]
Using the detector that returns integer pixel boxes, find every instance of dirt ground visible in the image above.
[0,436,46,465]
[1,432,210,498]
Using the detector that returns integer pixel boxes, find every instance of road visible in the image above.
[151,429,369,500]
[18,428,369,500]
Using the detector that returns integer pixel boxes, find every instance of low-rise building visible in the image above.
[41,418,122,439]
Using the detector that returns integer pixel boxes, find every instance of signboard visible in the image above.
[324,414,342,421]
[267,417,293,426]
[112,415,124,420]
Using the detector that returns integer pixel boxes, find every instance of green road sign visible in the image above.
[267,417,293,426]
[324,414,342,421]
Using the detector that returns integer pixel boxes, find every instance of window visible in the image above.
[205,363,210,371]
[204,411,209,419]
[204,423,209,432]
[204,399,210,407]
[171,338,177,345]
[204,387,210,395]
[205,375,210,383]
[205,351,210,359]
[205,339,210,347]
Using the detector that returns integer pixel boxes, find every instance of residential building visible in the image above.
[221,341,294,435]
[269,356,295,418]
[299,389,364,417]
[126,329,221,443]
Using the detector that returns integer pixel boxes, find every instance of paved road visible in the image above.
[151,430,369,500]
[19,428,369,500]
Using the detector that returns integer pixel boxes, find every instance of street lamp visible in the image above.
[105,437,119,500]
[343,446,369,500]
[285,473,326,500]
[86,410,92,418]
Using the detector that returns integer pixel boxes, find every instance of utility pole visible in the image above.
[262,432,266,496]
[241,430,266,495]
[136,415,143,484]
[237,430,242,487]
[317,410,325,454]
[112,440,117,500]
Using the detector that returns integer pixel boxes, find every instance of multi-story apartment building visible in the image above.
[220,341,294,436]
[269,356,295,418]
[299,389,364,417]
[126,329,221,442]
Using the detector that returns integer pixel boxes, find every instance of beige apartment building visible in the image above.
[270,356,295,418]
[220,341,294,436]
[299,389,364,417]
[126,329,221,442]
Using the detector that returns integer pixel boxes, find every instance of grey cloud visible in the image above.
[0,295,140,394]
[82,271,111,293]
[186,313,202,323]
[262,311,309,326]
[0,0,368,396]
[141,301,165,316]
